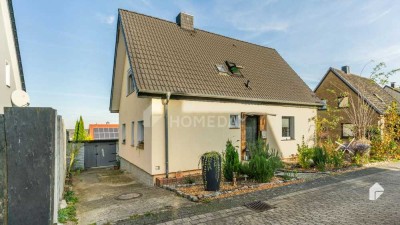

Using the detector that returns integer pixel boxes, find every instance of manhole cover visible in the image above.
[116,193,142,200]
[244,201,273,212]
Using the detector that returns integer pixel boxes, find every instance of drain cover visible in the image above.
[244,201,273,212]
[116,193,142,200]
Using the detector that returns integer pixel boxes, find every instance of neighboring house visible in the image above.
[384,83,400,104]
[88,123,119,140]
[109,10,321,185]
[314,66,398,139]
[0,0,26,113]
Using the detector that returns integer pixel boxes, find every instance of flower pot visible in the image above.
[201,154,221,191]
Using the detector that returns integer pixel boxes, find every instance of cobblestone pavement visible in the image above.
[118,163,400,225]
[74,168,193,225]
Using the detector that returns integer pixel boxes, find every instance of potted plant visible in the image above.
[200,151,222,191]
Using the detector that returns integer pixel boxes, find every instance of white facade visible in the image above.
[0,0,24,113]
[116,53,317,179]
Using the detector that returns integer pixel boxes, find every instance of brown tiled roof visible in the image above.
[332,68,399,114]
[384,86,400,103]
[118,9,320,106]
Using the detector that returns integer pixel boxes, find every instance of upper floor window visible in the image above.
[127,69,135,95]
[338,96,349,108]
[320,99,327,110]
[131,121,135,146]
[5,61,10,87]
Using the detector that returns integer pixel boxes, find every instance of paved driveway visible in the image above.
[74,168,193,225]
[119,162,400,225]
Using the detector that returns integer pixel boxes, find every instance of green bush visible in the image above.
[297,142,314,169]
[65,191,78,204]
[223,140,240,181]
[248,140,283,183]
[239,161,252,177]
[330,150,344,168]
[312,147,329,171]
[58,205,77,223]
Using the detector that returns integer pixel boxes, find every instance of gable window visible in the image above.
[127,69,135,95]
[282,116,295,140]
[229,114,240,129]
[338,96,349,108]
[320,99,327,110]
[137,121,144,148]
[131,122,135,146]
[5,61,10,87]
[121,124,126,144]
[342,123,354,138]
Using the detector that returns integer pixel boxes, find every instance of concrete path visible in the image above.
[74,168,193,225]
[118,162,400,225]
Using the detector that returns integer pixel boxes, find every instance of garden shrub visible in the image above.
[239,161,252,177]
[297,141,314,169]
[312,147,329,171]
[248,140,283,182]
[330,150,344,168]
[223,140,240,181]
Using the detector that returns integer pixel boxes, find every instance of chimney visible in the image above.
[176,12,194,30]
[391,82,396,88]
[341,65,350,74]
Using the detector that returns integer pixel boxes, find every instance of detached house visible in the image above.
[315,66,399,139]
[0,0,26,113]
[109,10,321,185]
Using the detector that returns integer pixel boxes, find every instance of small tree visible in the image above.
[68,116,89,174]
[223,140,240,181]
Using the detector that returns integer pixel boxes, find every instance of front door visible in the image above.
[246,116,259,155]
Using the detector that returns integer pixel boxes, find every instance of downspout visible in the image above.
[163,92,171,178]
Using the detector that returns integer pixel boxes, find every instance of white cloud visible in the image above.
[96,14,115,25]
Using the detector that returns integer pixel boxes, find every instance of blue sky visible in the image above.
[13,0,400,128]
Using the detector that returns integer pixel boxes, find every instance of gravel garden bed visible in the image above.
[160,176,304,202]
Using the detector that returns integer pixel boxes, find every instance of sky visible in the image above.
[12,0,400,128]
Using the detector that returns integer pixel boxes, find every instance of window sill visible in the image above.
[281,138,295,141]
[229,127,240,129]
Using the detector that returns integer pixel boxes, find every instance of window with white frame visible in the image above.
[127,69,135,95]
[121,124,126,144]
[282,116,295,140]
[338,96,349,108]
[320,99,327,110]
[138,121,144,145]
[5,61,10,87]
[131,121,135,146]
[342,123,354,138]
[229,114,240,128]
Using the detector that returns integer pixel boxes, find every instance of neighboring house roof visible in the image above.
[315,67,398,114]
[7,0,25,91]
[383,85,400,103]
[110,10,320,112]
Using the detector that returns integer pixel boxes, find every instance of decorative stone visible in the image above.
[59,200,67,209]
[197,194,204,199]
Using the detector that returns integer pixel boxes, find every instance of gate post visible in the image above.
[0,114,7,225]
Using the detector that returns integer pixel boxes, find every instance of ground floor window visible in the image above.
[282,116,294,140]
[138,121,144,147]
[121,124,126,144]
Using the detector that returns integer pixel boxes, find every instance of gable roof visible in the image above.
[6,0,25,91]
[315,67,398,114]
[110,9,320,111]
[384,85,400,103]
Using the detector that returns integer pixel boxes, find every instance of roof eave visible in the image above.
[138,90,322,107]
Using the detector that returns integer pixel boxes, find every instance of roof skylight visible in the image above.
[215,64,228,73]
[226,61,242,76]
